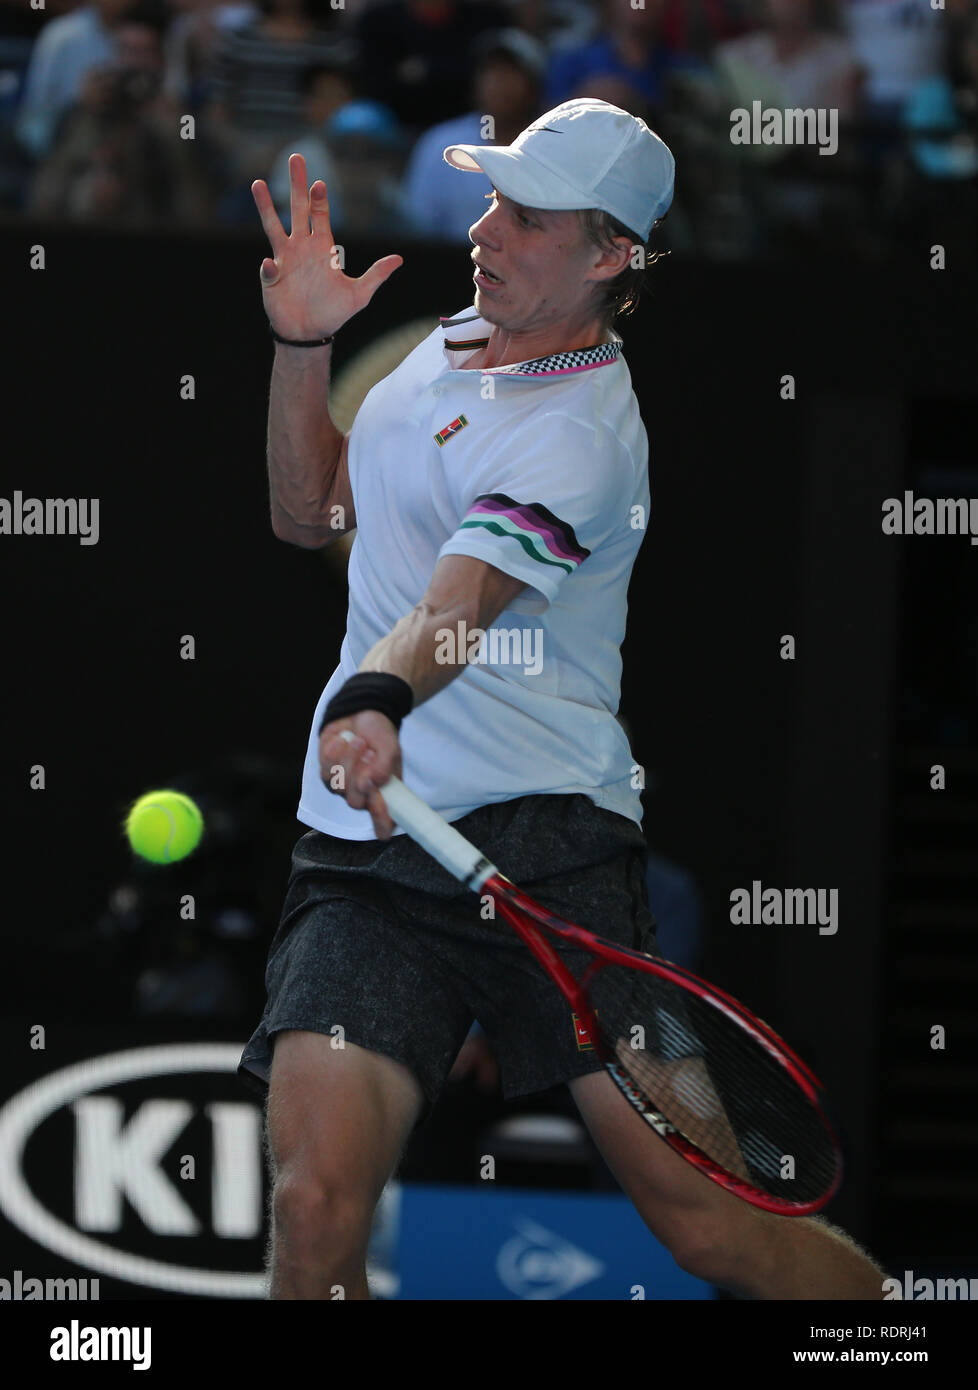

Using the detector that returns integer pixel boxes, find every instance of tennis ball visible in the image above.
[124,790,204,864]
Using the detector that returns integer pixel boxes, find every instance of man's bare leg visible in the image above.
[571,1071,885,1300]
[266,1030,424,1299]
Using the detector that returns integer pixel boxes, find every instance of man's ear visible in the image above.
[587,234,635,285]
[610,234,637,273]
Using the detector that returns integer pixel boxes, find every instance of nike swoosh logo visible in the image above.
[529,126,564,134]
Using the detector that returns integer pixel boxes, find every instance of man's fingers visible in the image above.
[308,179,333,231]
[353,254,404,307]
[320,728,382,810]
[319,722,398,836]
[365,785,394,839]
[251,178,287,256]
[288,152,310,240]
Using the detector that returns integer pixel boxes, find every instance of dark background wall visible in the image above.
[3,224,976,1269]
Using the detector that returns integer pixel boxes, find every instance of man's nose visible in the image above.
[469,199,502,247]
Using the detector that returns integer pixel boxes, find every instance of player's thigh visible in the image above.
[267,1028,424,1204]
[569,1070,768,1251]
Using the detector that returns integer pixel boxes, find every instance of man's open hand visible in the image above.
[252,152,402,341]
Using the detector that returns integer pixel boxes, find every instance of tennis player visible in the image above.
[240,98,884,1300]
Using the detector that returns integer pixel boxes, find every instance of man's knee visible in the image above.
[264,1031,422,1273]
[272,1170,373,1258]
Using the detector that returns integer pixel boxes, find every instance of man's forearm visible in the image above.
[358,602,475,707]
[267,342,348,545]
[350,556,527,713]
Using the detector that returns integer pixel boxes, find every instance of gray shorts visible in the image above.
[238,793,658,1118]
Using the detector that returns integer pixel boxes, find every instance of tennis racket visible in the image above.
[339,733,842,1214]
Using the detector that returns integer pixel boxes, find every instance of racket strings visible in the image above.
[590,964,839,1204]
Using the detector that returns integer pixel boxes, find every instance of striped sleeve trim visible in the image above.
[459,493,590,575]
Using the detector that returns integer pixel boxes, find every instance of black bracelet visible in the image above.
[270,324,335,347]
[319,672,414,735]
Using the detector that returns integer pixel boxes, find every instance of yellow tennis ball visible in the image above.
[124,790,204,864]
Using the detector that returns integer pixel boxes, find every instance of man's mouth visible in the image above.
[473,261,504,285]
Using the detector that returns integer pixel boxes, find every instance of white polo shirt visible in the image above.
[297,306,651,839]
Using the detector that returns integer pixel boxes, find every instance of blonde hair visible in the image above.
[577,208,671,324]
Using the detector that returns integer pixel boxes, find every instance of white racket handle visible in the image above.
[338,729,496,891]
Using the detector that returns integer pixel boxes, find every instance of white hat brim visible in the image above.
[442,142,594,213]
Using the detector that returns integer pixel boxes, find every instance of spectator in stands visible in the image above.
[902,10,978,183]
[27,10,213,225]
[353,0,512,130]
[544,0,691,115]
[267,60,354,231]
[400,28,545,242]
[660,0,748,58]
[709,1,865,248]
[322,100,408,237]
[844,0,946,125]
[161,0,257,111]
[715,0,862,123]
[506,0,597,55]
[15,0,138,158]
[204,0,354,189]
[269,63,406,236]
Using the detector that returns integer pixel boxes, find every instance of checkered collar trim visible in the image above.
[439,313,622,377]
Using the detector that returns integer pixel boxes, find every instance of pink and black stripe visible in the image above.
[459,493,590,575]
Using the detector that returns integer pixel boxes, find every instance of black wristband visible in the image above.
[270,324,335,347]
[319,673,414,735]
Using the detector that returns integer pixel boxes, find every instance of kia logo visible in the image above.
[0,1045,266,1297]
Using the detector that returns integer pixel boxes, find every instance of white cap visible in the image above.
[442,97,675,241]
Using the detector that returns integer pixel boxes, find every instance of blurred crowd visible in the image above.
[0,0,975,255]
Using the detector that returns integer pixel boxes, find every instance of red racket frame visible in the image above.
[485,873,843,1215]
